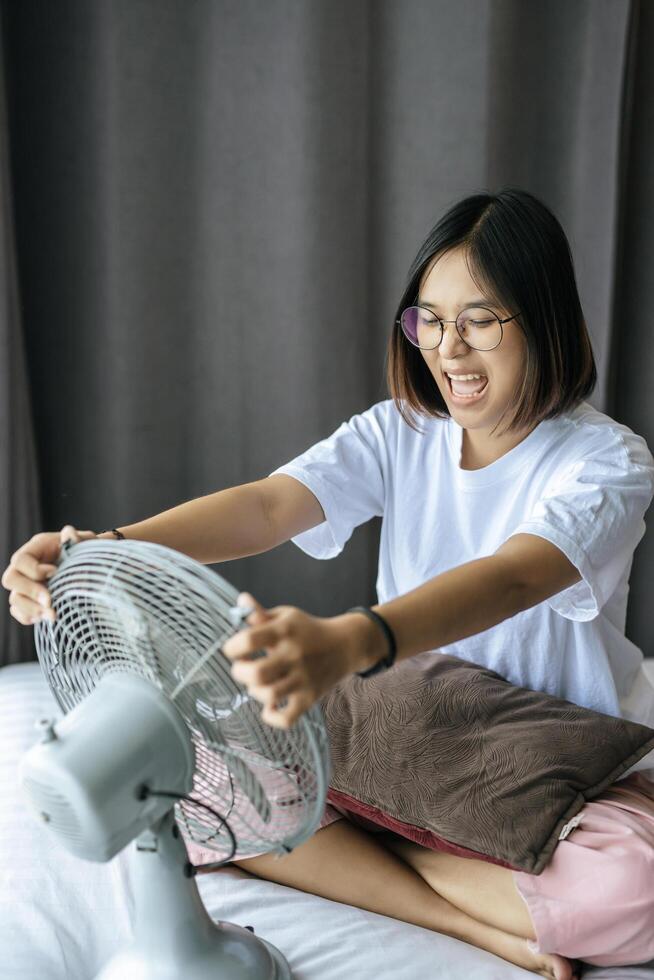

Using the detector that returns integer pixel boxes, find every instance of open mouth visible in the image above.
[445,373,489,403]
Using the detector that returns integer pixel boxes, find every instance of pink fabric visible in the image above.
[512,772,654,967]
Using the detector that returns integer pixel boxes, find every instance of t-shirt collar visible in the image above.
[448,415,553,488]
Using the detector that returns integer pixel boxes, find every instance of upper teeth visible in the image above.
[447,373,486,380]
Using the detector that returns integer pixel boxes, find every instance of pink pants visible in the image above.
[189,772,654,968]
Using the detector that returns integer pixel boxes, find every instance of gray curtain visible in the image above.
[0,23,42,665]
[1,0,653,665]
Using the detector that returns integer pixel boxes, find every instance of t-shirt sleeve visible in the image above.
[267,401,390,559]
[509,431,654,621]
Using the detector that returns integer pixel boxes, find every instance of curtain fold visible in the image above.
[2,0,653,664]
[610,0,654,654]
[486,0,633,412]
[0,11,42,664]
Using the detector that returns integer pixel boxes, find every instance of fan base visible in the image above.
[95,921,292,979]
[94,809,293,979]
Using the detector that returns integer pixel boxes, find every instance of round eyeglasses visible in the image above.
[397,305,521,352]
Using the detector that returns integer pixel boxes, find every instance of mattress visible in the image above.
[1,659,652,979]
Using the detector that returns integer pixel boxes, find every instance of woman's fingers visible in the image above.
[222,603,331,729]
[9,584,51,611]
[9,603,35,626]
[4,525,79,596]
[17,531,62,567]
[247,670,299,709]
[260,691,305,729]
[231,647,292,686]
[234,591,274,629]
[3,525,100,629]
[223,622,280,660]
[60,525,81,544]
[9,596,55,625]
[3,548,53,590]
[3,557,55,625]
[59,525,96,546]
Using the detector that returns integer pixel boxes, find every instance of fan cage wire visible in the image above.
[35,540,331,860]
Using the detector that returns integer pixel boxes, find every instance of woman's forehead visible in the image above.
[420,265,491,306]
[419,250,502,309]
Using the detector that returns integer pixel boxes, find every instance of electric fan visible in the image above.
[19,537,332,979]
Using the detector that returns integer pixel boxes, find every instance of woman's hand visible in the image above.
[2,525,100,626]
[222,592,370,729]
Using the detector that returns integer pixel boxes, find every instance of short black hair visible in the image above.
[386,186,597,436]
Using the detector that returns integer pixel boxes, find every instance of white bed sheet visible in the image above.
[1,660,653,980]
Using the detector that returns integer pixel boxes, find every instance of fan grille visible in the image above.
[35,539,331,860]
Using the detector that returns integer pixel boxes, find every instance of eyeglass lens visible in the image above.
[400,307,502,351]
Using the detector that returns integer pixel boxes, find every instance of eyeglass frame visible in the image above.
[395,304,521,352]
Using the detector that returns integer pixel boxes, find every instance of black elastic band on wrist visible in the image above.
[108,528,125,539]
[346,606,397,678]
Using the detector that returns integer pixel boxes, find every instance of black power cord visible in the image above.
[136,785,292,877]
[136,785,237,876]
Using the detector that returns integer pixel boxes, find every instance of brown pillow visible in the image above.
[318,652,654,874]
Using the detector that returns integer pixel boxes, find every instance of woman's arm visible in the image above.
[112,474,325,565]
[346,533,581,674]
[220,532,581,729]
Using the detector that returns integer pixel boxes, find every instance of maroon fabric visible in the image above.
[326,788,516,869]
[318,652,654,874]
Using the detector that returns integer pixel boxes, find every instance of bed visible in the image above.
[2,659,653,979]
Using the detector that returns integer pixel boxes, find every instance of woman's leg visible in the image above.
[231,819,578,979]
[377,831,536,938]
[377,787,654,970]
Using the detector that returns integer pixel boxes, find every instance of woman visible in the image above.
[5,188,654,977]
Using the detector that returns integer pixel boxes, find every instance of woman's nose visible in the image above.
[438,322,468,358]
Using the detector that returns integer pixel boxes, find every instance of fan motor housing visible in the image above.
[20,671,195,862]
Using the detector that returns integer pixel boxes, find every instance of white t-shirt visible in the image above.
[269,399,654,776]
